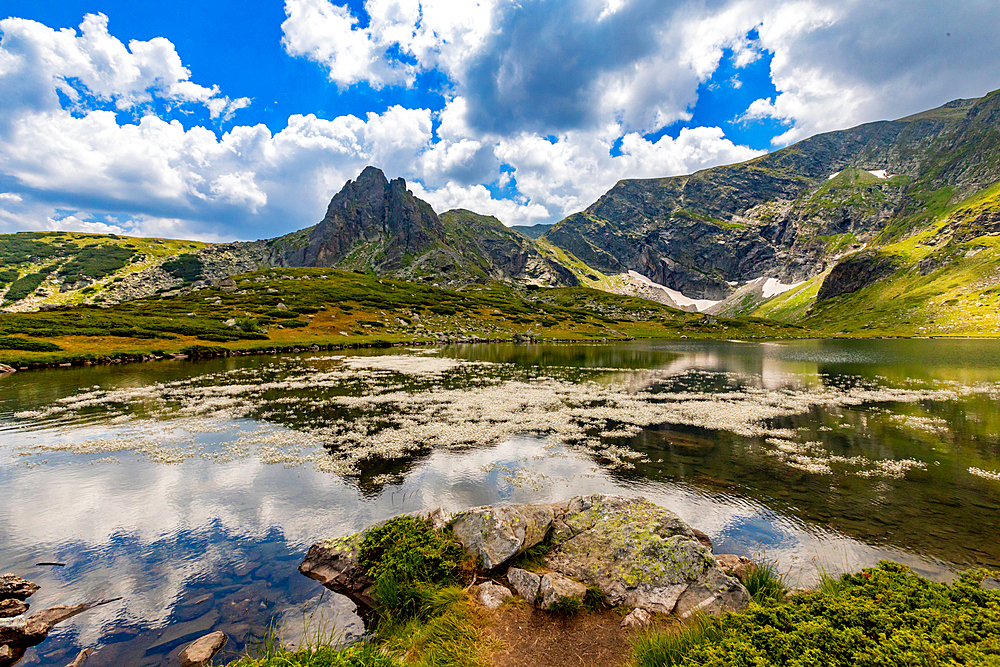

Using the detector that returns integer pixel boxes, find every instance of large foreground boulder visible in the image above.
[299,495,749,617]
[547,495,749,614]
[450,503,559,569]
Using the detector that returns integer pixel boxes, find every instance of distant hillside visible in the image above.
[6,90,1000,338]
[543,92,1000,302]
[0,168,585,312]
[510,223,554,239]
[0,267,807,369]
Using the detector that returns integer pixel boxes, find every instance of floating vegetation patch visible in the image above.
[7,353,997,483]
[969,466,1000,481]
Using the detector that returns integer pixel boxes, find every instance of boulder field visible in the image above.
[299,494,750,618]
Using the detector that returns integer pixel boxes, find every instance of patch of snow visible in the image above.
[827,171,841,180]
[761,277,805,299]
[868,170,890,179]
[628,270,720,312]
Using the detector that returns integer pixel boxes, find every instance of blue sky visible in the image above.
[0,0,997,241]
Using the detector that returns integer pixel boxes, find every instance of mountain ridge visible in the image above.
[3,89,1000,338]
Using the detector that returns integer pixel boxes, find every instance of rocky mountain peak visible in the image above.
[282,166,445,271]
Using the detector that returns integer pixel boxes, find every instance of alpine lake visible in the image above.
[3,338,1000,666]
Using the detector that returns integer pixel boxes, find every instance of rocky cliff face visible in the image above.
[273,166,446,272]
[544,92,1000,300]
[266,167,578,287]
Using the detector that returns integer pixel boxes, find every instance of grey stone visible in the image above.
[178,631,227,667]
[691,528,713,551]
[545,495,749,615]
[451,503,559,569]
[276,591,362,651]
[477,582,513,609]
[621,607,651,630]
[539,573,587,610]
[275,302,288,311]
[506,568,541,603]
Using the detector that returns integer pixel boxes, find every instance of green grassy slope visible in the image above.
[0,268,808,368]
[751,182,1000,336]
[0,231,208,310]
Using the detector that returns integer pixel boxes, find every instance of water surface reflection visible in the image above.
[2,339,999,666]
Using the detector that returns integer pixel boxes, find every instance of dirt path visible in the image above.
[485,605,659,667]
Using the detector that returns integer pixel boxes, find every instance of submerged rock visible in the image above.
[178,631,227,667]
[63,648,92,667]
[0,597,120,667]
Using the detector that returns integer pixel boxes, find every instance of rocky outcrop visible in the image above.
[299,495,750,619]
[268,170,578,288]
[816,250,900,300]
[546,495,748,615]
[0,581,119,667]
[298,533,375,611]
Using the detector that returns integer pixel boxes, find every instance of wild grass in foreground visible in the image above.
[224,642,398,667]
[224,516,496,667]
[629,561,1000,667]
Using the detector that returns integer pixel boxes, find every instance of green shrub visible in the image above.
[629,562,1000,667]
[3,271,48,303]
[0,336,62,352]
[161,253,204,282]
[0,268,19,285]
[281,320,309,328]
[235,317,261,333]
[358,516,465,585]
[547,595,583,617]
[59,244,134,282]
[584,586,607,613]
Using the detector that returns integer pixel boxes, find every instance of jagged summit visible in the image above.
[278,166,445,272]
[268,166,578,287]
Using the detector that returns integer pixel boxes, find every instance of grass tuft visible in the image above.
[629,614,721,667]
[742,559,786,605]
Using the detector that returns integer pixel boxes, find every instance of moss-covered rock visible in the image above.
[546,495,749,615]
